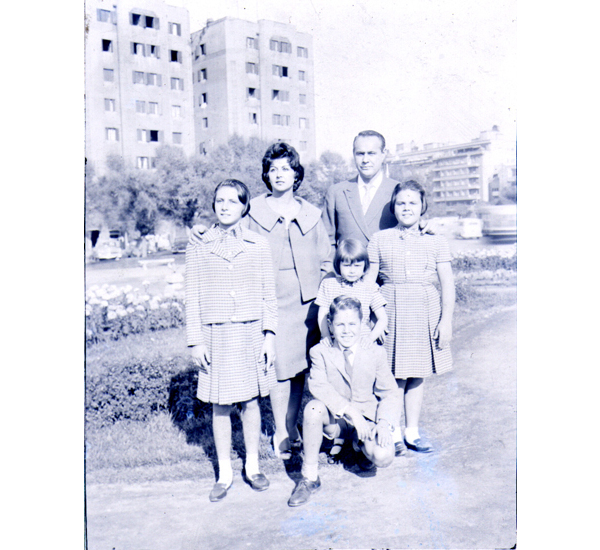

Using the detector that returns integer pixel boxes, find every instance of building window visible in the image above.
[247,88,259,99]
[137,157,149,169]
[199,142,206,155]
[171,77,183,90]
[132,42,145,55]
[299,117,309,129]
[299,94,307,105]
[135,100,146,113]
[202,118,208,129]
[137,129,148,142]
[172,132,182,145]
[169,22,182,36]
[246,36,258,49]
[272,90,289,102]
[104,98,116,112]
[144,16,157,29]
[200,93,207,106]
[198,68,207,82]
[102,39,113,52]
[272,114,290,126]
[200,44,206,56]
[270,39,291,53]
[131,13,141,25]
[148,45,160,58]
[249,112,258,124]
[172,105,182,118]
[133,71,145,84]
[148,102,159,115]
[272,65,288,77]
[146,73,161,86]
[170,50,182,63]
[105,128,119,141]
[297,46,308,58]
[103,68,114,82]
[300,141,307,151]
[97,9,111,22]
[246,62,259,75]
[149,130,159,142]
[298,70,306,81]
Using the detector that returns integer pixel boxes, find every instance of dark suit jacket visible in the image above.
[307,342,400,425]
[322,175,398,248]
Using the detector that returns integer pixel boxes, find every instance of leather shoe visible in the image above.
[394,440,407,457]
[209,482,231,502]
[355,451,376,471]
[288,477,321,507]
[405,437,433,453]
[244,472,270,492]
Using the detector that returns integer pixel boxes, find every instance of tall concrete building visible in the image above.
[191,18,317,161]
[388,127,516,215]
[85,0,195,175]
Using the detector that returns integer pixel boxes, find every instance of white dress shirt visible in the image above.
[358,170,384,214]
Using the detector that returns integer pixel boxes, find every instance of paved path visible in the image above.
[86,306,516,550]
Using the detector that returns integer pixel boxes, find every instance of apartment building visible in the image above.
[388,127,516,215]
[85,0,195,175]
[191,17,317,161]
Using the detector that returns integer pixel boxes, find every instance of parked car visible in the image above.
[477,204,517,239]
[94,240,123,260]
[172,227,190,254]
[456,218,483,239]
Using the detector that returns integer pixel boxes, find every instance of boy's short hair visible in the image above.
[212,179,251,217]
[389,180,428,216]
[327,295,363,323]
[333,238,370,276]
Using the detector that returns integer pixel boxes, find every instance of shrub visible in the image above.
[451,245,517,272]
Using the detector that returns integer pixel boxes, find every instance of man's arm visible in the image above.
[321,185,337,248]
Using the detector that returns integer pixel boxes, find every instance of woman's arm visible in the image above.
[365,238,380,284]
[317,305,331,343]
[434,261,455,349]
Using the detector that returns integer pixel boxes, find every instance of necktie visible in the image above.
[343,348,353,378]
[362,183,373,214]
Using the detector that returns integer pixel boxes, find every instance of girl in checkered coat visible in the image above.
[185,179,278,502]
[367,181,455,454]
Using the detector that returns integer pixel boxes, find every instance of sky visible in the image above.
[168,0,517,158]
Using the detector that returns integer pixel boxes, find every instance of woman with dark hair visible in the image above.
[248,142,332,459]
[191,142,332,459]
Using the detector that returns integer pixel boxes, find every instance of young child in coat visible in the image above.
[367,180,455,455]
[185,179,278,502]
[287,296,400,507]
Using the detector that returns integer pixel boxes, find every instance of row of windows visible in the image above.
[246,37,309,58]
[435,179,479,188]
[101,39,182,62]
[103,68,185,89]
[196,115,309,129]
[245,62,307,81]
[246,89,307,104]
[435,189,479,198]
[97,9,183,36]
[104,98,184,118]
[105,128,183,145]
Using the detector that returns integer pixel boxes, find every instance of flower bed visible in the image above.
[86,284,184,345]
[451,245,517,272]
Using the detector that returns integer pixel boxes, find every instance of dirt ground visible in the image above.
[85,305,516,550]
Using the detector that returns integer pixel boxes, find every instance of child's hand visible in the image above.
[320,336,333,347]
[261,332,276,369]
[345,407,371,442]
[376,333,386,345]
[191,344,210,370]
[190,224,209,244]
[372,420,392,447]
[434,319,453,349]
[419,218,439,235]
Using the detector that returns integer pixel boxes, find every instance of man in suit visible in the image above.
[322,130,398,249]
[287,296,401,507]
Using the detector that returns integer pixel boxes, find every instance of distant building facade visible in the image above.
[388,127,516,215]
[191,17,317,161]
[85,0,195,175]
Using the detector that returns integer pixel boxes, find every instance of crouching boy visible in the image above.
[288,296,401,507]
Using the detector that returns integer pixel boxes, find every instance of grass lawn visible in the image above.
[85,286,516,485]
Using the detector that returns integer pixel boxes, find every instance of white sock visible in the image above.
[392,426,403,443]
[302,462,319,482]
[245,453,260,478]
[217,458,233,487]
[404,427,420,444]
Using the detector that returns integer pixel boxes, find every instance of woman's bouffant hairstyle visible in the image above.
[389,180,428,216]
[327,295,363,323]
[212,179,251,218]
[261,141,305,192]
[333,238,370,277]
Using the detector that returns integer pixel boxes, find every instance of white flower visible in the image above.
[107,311,117,320]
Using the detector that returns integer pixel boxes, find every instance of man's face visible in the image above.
[353,135,386,182]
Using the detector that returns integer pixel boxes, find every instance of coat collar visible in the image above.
[249,193,322,235]
[202,223,259,244]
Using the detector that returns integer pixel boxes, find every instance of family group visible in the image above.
[184,130,455,506]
